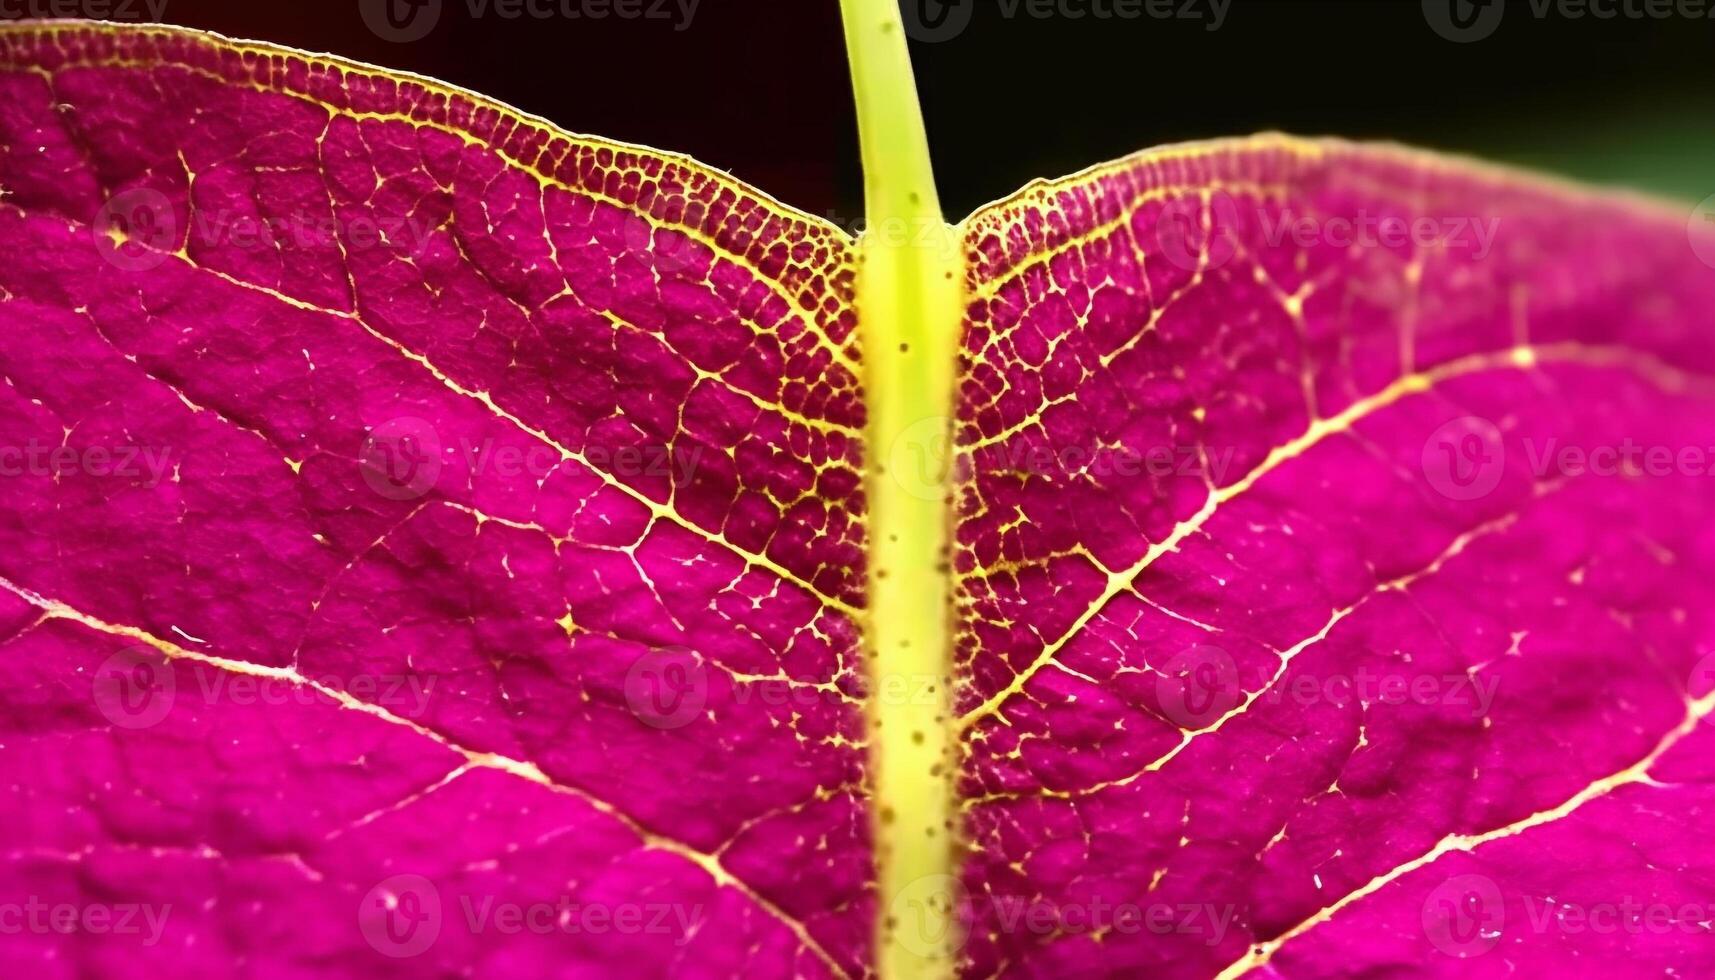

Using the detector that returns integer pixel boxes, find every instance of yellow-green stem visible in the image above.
[839,1,965,978]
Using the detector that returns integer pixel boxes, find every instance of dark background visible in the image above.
[10,0,1711,221]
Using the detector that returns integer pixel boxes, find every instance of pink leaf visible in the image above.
[954,139,1715,979]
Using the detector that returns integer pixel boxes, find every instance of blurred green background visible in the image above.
[907,0,1713,214]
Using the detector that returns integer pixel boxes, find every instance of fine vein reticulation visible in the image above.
[0,19,871,979]
[3,14,1714,980]
[949,140,1715,979]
